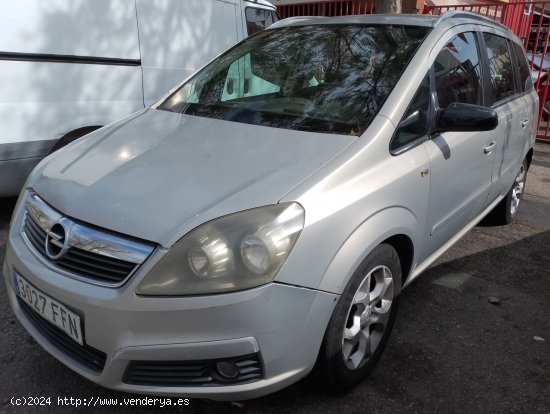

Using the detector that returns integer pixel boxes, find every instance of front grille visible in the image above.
[17,297,106,373]
[23,212,48,256]
[123,354,264,387]
[23,214,137,284]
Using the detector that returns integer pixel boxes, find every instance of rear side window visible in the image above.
[433,32,483,108]
[511,41,533,93]
[483,33,515,103]
[246,8,278,35]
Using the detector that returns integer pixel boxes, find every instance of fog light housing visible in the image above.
[216,361,240,379]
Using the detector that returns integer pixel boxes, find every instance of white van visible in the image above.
[0,0,278,196]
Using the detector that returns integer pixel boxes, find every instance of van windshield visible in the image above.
[159,24,429,135]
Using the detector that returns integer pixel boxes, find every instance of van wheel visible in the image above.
[316,244,401,392]
[49,126,102,154]
[487,159,528,225]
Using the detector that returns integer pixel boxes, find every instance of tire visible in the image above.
[316,244,402,392]
[544,100,550,121]
[486,158,528,225]
[48,126,102,154]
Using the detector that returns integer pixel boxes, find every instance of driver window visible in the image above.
[433,32,483,109]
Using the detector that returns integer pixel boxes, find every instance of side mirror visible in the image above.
[436,103,498,133]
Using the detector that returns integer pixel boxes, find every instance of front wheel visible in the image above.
[49,126,102,154]
[316,244,401,392]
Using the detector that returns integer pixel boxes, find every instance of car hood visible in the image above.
[29,109,353,247]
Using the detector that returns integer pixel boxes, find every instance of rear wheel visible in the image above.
[543,100,550,121]
[487,158,527,225]
[316,244,401,392]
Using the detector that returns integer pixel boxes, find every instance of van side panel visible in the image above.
[136,0,240,105]
[0,0,140,59]
[0,61,143,146]
[0,0,142,196]
[0,0,142,147]
[0,61,144,196]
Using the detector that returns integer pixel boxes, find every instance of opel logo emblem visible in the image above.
[45,222,69,260]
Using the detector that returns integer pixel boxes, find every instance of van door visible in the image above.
[482,33,531,205]
[136,0,240,106]
[420,31,495,261]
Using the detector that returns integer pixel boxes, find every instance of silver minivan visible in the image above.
[3,12,536,400]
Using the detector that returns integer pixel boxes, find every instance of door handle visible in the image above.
[484,142,496,154]
[521,119,530,128]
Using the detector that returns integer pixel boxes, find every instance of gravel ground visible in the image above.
[1,144,549,414]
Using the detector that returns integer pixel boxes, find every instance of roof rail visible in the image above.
[435,10,509,31]
[268,16,327,30]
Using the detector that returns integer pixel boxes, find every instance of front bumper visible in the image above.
[3,216,338,400]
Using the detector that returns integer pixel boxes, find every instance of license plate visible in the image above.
[14,273,83,345]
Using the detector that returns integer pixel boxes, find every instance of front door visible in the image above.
[420,31,495,262]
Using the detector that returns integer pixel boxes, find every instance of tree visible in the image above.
[374,0,401,14]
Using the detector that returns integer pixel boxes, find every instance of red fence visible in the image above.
[426,2,550,141]
[277,0,374,18]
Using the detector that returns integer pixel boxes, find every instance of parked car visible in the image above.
[0,0,277,196]
[526,51,550,120]
[3,12,536,400]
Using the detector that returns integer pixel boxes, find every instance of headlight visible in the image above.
[136,203,304,296]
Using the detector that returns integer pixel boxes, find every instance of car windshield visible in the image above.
[159,24,430,135]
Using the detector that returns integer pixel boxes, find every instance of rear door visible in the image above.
[482,32,530,205]
[420,30,495,261]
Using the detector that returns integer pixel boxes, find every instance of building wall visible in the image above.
[403,0,424,13]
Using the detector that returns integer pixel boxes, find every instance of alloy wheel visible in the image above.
[342,265,394,370]
[510,164,526,216]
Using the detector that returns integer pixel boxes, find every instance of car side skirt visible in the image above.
[406,194,506,287]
